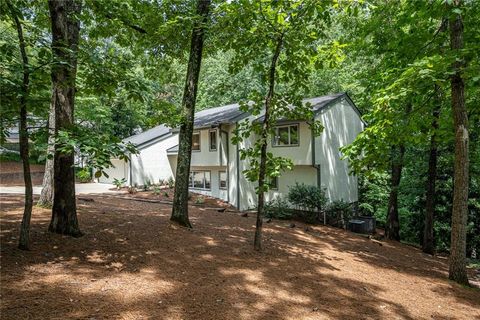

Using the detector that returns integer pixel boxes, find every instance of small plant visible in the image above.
[143,180,151,191]
[128,186,137,194]
[195,196,205,204]
[76,168,91,183]
[163,191,169,198]
[153,186,161,195]
[264,196,292,220]
[167,176,175,189]
[113,177,127,190]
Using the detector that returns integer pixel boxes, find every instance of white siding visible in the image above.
[130,134,178,186]
[191,129,221,166]
[99,159,128,184]
[314,98,364,203]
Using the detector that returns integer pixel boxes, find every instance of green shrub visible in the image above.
[76,168,91,183]
[167,176,175,188]
[288,183,327,212]
[325,200,354,228]
[163,191,169,198]
[113,177,127,189]
[264,196,293,220]
[153,186,161,195]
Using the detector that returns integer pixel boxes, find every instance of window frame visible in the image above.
[192,131,201,152]
[189,170,211,190]
[268,176,279,190]
[209,129,217,151]
[219,171,227,189]
[272,123,300,147]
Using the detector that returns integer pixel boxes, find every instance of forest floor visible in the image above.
[1,194,479,320]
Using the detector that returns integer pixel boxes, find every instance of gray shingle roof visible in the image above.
[193,103,245,128]
[123,93,349,148]
[123,125,171,146]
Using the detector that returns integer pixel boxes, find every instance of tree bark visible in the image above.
[48,0,82,236]
[8,0,33,250]
[171,0,211,227]
[38,105,55,208]
[254,35,283,251]
[385,144,405,241]
[422,92,441,255]
[448,1,469,285]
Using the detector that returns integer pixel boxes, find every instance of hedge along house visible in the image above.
[101,93,365,211]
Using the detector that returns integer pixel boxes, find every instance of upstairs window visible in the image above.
[192,132,200,151]
[273,124,299,147]
[209,130,217,151]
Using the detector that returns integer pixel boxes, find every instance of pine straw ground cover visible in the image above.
[1,194,479,320]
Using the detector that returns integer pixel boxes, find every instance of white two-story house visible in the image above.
[100,92,365,211]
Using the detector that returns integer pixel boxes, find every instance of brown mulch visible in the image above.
[116,188,233,209]
[1,195,479,320]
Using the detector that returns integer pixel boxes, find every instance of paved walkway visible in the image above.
[0,183,125,195]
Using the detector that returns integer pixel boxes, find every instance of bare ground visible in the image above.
[0,194,479,320]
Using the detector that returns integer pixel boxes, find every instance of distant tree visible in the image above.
[171,0,211,227]
[448,0,469,286]
[6,0,33,250]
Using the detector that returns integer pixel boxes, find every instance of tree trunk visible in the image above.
[171,0,211,228]
[423,93,441,255]
[48,0,82,236]
[385,144,405,241]
[38,104,55,208]
[254,35,283,251]
[448,1,469,286]
[8,0,33,250]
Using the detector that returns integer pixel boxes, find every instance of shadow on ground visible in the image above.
[1,194,479,319]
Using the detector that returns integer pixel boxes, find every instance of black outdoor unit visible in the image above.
[349,219,366,233]
[348,216,376,234]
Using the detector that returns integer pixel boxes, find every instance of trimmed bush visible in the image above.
[264,197,293,220]
[326,200,354,228]
[288,183,327,212]
[76,168,91,183]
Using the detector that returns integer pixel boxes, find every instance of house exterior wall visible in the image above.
[130,134,179,186]
[314,97,364,203]
[99,159,128,184]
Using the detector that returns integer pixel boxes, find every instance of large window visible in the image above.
[209,130,217,151]
[219,171,227,189]
[189,171,211,190]
[273,124,299,147]
[192,132,200,151]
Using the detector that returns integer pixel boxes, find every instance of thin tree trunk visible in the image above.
[171,0,211,227]
[48,0,82,236]
[8,1,33,250]
[254,35,283,251]
[38,105,55,208]
[448,1,469,285]
[423,91,441,255]
[385,144,405,241]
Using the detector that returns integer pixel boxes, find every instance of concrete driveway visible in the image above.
[0,183,125,195]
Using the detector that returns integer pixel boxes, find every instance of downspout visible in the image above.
[311,116,324,224]
[236,122,240,210]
